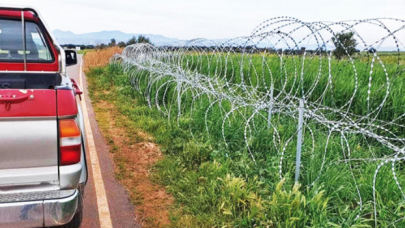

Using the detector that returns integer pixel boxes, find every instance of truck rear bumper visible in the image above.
[0,189,78,228]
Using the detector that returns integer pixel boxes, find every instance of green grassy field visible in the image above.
[77,49,94,55]
[88,52,405,227]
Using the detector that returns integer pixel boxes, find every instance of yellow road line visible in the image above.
[79,58,113,228]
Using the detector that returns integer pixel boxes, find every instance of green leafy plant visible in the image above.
[332,32,358,60]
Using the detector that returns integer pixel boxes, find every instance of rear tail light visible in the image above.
[59,119,81,166]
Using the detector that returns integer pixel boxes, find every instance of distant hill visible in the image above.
[52,30,182,46]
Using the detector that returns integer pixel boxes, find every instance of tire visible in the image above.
[58,192,83,228]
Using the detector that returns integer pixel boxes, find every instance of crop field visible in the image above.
[88,18,405,227]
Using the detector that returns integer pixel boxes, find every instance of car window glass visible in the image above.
[0,19,23,60]
[25,21,52,61]
[0,19,53,62]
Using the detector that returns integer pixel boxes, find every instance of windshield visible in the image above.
[0,19,53,62]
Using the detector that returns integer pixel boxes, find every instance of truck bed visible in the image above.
[0,73,61,89]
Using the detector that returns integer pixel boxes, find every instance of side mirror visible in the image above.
[65,50,78,66]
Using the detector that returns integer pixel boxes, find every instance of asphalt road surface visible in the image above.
[66,55,140,228]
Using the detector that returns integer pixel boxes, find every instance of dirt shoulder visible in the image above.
[83,49,173,227]
[91,99,173,227]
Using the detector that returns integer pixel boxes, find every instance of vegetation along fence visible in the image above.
[111,17,405,226]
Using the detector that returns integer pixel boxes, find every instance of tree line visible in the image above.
[61,32,365,60]
[61,35,152,50]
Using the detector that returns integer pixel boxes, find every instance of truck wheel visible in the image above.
[59,192,83,228]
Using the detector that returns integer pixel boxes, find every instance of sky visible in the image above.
[1,0,405,40]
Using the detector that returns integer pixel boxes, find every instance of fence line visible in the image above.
[112,17,405,225]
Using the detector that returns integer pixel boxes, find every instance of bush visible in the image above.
[332,32,358,60]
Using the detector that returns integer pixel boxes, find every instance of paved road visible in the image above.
[66,55,139,228]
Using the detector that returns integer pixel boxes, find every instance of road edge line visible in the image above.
[79,59,113,228]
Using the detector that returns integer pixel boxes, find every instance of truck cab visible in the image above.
[0,6,87,228]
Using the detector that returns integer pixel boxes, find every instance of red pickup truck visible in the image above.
[0,6,87,228]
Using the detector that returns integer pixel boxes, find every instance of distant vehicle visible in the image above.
[0,6,87,228]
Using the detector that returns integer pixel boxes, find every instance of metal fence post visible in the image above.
[177,83,181,121]
[267,85,274,129]
[295,99,304,183]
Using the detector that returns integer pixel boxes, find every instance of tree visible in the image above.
[118,41,126,48]
[126,35,152,46]
[136,35,151,44]
[109,38,116,46]
[126,36,137,45]
[332,32,358,60]
[96,43,107,50]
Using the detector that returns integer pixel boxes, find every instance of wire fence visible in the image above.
[111,17,405,225]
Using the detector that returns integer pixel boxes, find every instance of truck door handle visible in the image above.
[0,94,29,111]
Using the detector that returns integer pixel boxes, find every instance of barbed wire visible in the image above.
[111,17,405,225]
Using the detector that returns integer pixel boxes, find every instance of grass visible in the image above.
[77,49,94,55]
[82,46,123,72]
[87,50,405,227]
[87,65,335,227]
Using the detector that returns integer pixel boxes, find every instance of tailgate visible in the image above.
[0,89,58,186]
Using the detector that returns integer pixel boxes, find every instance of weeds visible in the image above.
[83,46,123,72]
[87,63,405,227]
